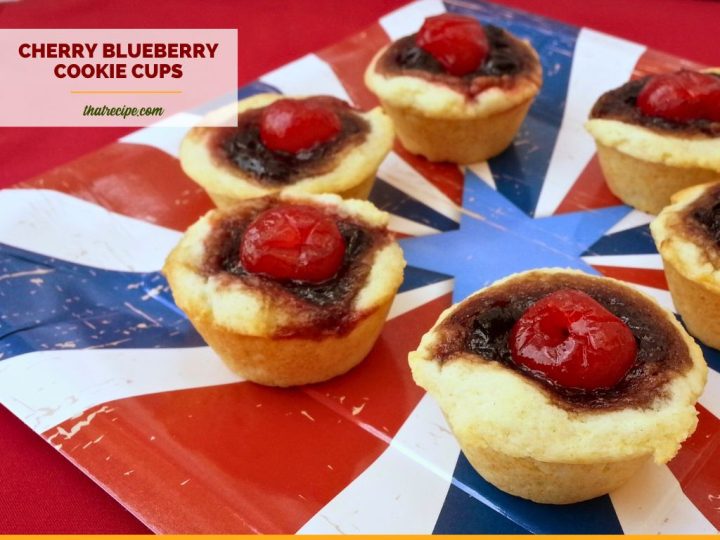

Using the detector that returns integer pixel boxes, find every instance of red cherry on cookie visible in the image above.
[509,289,637,390]
[637,70,720,122]
[259,98,342,154]
[240,204,346,282]
[416,14,489,76]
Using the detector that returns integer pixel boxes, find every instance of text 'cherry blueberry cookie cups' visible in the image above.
[651,181,720,349]
[586,69,720,214]
[365,13,542,164]
[163,193,405,387]
[180,94,394,207]
[409,269,706,504]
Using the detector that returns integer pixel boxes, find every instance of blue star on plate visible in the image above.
[400,170,631,303]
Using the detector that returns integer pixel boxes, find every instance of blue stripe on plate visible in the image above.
[0,243,204,361]
[582,224,658,256]
[398,265,453,294]
[444,0,578,217]
[369,179,459,232]
[0,243,449,361]
[434,453,624,534]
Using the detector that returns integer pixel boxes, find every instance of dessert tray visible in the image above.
[0,0,718,533]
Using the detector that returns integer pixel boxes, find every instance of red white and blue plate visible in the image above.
[0,0,718,533]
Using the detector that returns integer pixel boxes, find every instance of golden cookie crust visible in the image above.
[585,118,720,172]
[585,68,720,214]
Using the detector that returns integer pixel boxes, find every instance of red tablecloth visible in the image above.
[1,0,718,533]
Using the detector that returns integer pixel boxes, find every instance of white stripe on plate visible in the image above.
[0,259,451,436]
[262,54,351,101]
[119,112,200,158]
[582,254,664,270]
[388,213,441,237]
[378,152,460,223]
[605,209,654,236]
[388,279,453,321]
[466,161,496,190]
[0,346,240,435]
[610,460,716,534]
[379,0,446,41]
[298,394,459,534]
[0,189,180,272]
[535,29,645,217]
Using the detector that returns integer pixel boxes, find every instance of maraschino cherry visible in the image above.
[416,14,489,76]
[509,289,637,390]
[240,204,346,283]
[637,70,720,123]
[259,98,342,154]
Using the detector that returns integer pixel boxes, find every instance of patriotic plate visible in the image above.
[1,0,718,534]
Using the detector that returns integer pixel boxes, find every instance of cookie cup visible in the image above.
[364,47,541,164]
[409,268,706,504]
[164,193,405,387]
[586,119,720,214]
[585,68,720,214]
[180,94,394,207]
[651,183,720,348]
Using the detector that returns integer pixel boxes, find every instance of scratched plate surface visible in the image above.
[0,0,718,534]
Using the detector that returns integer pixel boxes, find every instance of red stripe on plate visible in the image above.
[393,143,464,205]
[44,294,451,534]
[667,404,720,531]
[590,265,669,291]
[554,154,621,214]
[316,22,389,110]
[16,142,214,232]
